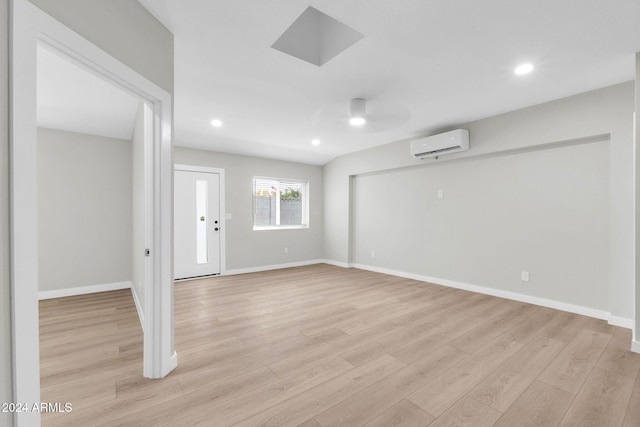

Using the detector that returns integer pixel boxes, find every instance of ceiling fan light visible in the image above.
[349,98,367,126]
[349,116,366,126]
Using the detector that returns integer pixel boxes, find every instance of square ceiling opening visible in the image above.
[271,7,364,67]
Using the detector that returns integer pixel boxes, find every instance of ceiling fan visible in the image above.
[312,97,411,133]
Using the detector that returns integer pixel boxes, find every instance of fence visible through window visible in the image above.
[253,178,307,229]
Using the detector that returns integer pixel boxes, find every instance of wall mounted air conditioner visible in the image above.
[411,129,469,159]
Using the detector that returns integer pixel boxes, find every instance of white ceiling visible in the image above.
[135,0,640,166]
[37,45,140,141]
[57,1,640,165]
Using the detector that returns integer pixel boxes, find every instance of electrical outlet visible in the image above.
[284,247,288,254]
[521,271,529,282]
[438,189,444,199]
[371,250,376,258]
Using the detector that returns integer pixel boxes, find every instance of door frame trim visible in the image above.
[175,164,226,276]
[10,2,175,423]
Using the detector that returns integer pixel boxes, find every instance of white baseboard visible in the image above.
[38,280,146,331]
[321,259,351,268]
[38,281,132,300]
[632,340,640,354]
[169,351,178,371]
[349,262,633,330]
[131,285,145,332]
[225,259,326,276]
[608,315,634,329]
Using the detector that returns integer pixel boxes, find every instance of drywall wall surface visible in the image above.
[353,140,609,311]
[131,103,145,311]
[174,148,324,271]
[26,0,173,94]
[0,0,12,423]
[37,128,133,292]
[323,160,351,265]
[607,83,635,322]
[325,82,634,319]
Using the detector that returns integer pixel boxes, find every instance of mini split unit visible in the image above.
[411,129,470,159]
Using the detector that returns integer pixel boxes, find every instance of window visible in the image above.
[253,177,308,230]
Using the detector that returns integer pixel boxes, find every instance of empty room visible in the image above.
[4,1,640,426]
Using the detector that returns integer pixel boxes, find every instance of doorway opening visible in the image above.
[11,2,175,424]
[36,41,148,410]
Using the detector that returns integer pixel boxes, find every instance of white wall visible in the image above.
[353,140,609,311]
[325,82,635,323]
[174,148,324,271]
[0,0,11,424]
[131,103,146,311]
[37,128,132,292]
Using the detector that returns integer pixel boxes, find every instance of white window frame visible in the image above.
[252,176,309,230]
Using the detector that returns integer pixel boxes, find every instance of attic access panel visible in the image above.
[271,7,364,66]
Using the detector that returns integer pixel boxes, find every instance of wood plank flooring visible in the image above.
[39,264,640,426]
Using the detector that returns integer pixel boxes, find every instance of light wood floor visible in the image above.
[40,264,640,426]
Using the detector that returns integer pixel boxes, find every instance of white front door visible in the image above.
[174,170,221,279]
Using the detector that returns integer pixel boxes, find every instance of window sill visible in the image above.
[253,225,309,231]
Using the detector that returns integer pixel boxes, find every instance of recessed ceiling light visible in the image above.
[311,139,321,146]
[514,63,534,76]
[210,119,223,127]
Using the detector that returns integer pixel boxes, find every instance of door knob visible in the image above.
[214,227,219,231]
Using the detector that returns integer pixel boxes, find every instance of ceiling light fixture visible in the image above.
[210,119,223,127]
[514,63,534,76]
[349,117,366,126]
[349,98,367,126]
[311,139,321,146]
